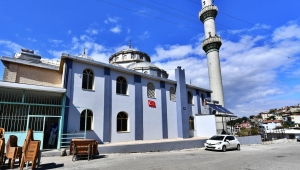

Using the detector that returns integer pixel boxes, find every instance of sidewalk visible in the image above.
[41,137,208,157]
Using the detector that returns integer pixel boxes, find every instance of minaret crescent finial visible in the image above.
[129,40,132,49]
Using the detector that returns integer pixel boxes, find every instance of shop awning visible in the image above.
[207,104,233,114]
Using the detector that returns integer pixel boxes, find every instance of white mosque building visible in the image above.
[62,46,216,143]
[0,0,234,149]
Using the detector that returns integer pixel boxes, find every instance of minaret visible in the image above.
[199,0,225,106]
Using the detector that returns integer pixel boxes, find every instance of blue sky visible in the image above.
[1,0,300,117]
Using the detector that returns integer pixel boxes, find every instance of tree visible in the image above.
[267,116,276,120]
[237,127,248,136]
[249,115,255,119]
[250,127,259,135]
[241,116,249,122]
[269,109,276,114]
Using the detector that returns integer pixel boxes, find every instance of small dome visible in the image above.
[127,62,158,70]
[111,63,124,68]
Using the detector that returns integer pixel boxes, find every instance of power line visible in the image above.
[126,0,299,58]
[98,0,299,59]
[97,0,200,31]
[188,0,300,49]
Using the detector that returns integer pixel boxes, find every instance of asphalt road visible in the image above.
[14,141,300,170]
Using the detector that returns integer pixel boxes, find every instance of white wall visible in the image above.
[142,77,163,140]
[110,70,136,142]
[68,62,105,142]
[194,115,216,137]
[166,83,178,138]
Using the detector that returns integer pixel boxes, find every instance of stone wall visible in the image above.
[237,135,262,145]
[3,62,62,87]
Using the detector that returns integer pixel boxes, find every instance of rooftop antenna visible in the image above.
[129,40,132,49]
[83,48,86,55]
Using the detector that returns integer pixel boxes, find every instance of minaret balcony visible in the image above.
[202,36,222,53]
[199,5,218,23]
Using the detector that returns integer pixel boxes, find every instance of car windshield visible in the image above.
[209,136,225,140]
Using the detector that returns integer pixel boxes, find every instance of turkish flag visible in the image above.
[148,100,156,108]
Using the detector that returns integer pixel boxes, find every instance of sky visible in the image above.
[0,0,300,118]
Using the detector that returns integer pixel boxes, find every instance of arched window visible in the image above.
[157,70,161,77]
[80,109,93,131]
[116,76,127,95]
[201,93,205,106]
[82,69,94,90]
[147,82,155,98]
[189,116,194,130]
[188,91,193,104]
[117,112,128,132]
[170,87,176,101]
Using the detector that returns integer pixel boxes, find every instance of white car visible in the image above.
[204,135,240,152]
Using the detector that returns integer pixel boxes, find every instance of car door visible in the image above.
[228,136,237,148]
[224,136,231,148]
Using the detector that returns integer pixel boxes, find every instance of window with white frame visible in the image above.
[116,76,127,95]
[201,93,205,106]
[82,69,94,90]
[189,116,194,130]
[80,109,93,131]
[117,112,128,132]
[188,91,193,104]
[170,87,176,101]
[147,82,155,98]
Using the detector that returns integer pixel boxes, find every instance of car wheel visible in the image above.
[222,145,226,152]
[237,144,240,151]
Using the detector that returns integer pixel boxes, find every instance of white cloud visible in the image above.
[151,44,194,62]
[49,39,63,44]
[67,30,72,35]
[151,21,300,117]
[110,25,122,33]
[139,31,150,40]
[272,21,300,42]
[48,50,67,58]
[104,16,120,24]
[228,23,271,34]
[86,28,99,35]
[0,40,22,52]
[27,37,37,42]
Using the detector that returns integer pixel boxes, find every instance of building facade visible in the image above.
[1,47,217,148]
[61,48,213,143]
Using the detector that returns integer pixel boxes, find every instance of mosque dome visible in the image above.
[126,62,158,70]
[109,45,168,78]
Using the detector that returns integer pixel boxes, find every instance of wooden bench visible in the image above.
[0,128,5,165]
[3,135,22,169]
[20,129,41,170]
[69,139,99,162]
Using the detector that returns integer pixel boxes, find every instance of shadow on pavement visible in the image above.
[36,163,64,169]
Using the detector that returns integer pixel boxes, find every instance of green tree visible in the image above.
[249,115,255,119]
[237,127,249,136]
[267,116,276,120]
[269,109,276,113]
[250,127,259,135]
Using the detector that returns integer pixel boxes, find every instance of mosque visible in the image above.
[0,0,234,149]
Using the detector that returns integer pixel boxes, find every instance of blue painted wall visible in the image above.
[175,67,189,138]
[142,77,163,140]
[64,58,212,143]
[110,70,136,142]
[165,83,178,139]
[103,67,112,143]
[134,75,143,140]
[160,81,168,139]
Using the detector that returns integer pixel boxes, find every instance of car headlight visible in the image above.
[216,142,222,145]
